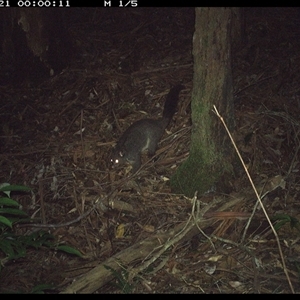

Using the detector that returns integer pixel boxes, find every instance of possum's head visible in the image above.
[110,148,127,168]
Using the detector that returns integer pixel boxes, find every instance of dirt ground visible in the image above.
[1,7,300,293]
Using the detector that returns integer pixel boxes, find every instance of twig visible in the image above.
[234,74,277,96]
[19,196,104,228]
[128,192,216,282]
[38,179,46,224]
[80,109,86,169]
[213,105,294,294]
[131,63,192,76]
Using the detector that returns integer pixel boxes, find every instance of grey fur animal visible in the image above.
[110,85,185,173]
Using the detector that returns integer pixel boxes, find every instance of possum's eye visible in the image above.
[111,157,119,165]
[111,157,119,164]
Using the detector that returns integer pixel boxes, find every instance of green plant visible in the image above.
[2,283,57,294]
[0,183,82,269]
[0,183,31,229]
[272,214,300,233]
[104,265,135,293]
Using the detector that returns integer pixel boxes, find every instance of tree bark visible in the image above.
[171,8,239,197]
[0,8,72,84]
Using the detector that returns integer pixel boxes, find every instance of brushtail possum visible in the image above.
[110,85,185,173]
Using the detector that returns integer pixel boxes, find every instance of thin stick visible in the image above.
[213,105,294,294]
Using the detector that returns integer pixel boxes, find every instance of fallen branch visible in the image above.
[60,195,226,293]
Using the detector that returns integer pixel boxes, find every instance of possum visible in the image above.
[110,85,185,173]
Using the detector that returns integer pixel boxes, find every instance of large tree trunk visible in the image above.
[0,8,72,84]
[171,8,239,197]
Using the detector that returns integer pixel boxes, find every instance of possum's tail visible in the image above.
[162,84,185,128]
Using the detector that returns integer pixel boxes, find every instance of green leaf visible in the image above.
[16,231,48,248]
[56,245,82,257]
[0,185,31,192]
[0,183,11,197]
[31,284,56,294]
[0,238,15,257]
[0,197,20,207]
[0,208,28,217]
[0,215,13,228]
[272,214,300,232]
[0,237,27,260]
[22,231,54,248]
